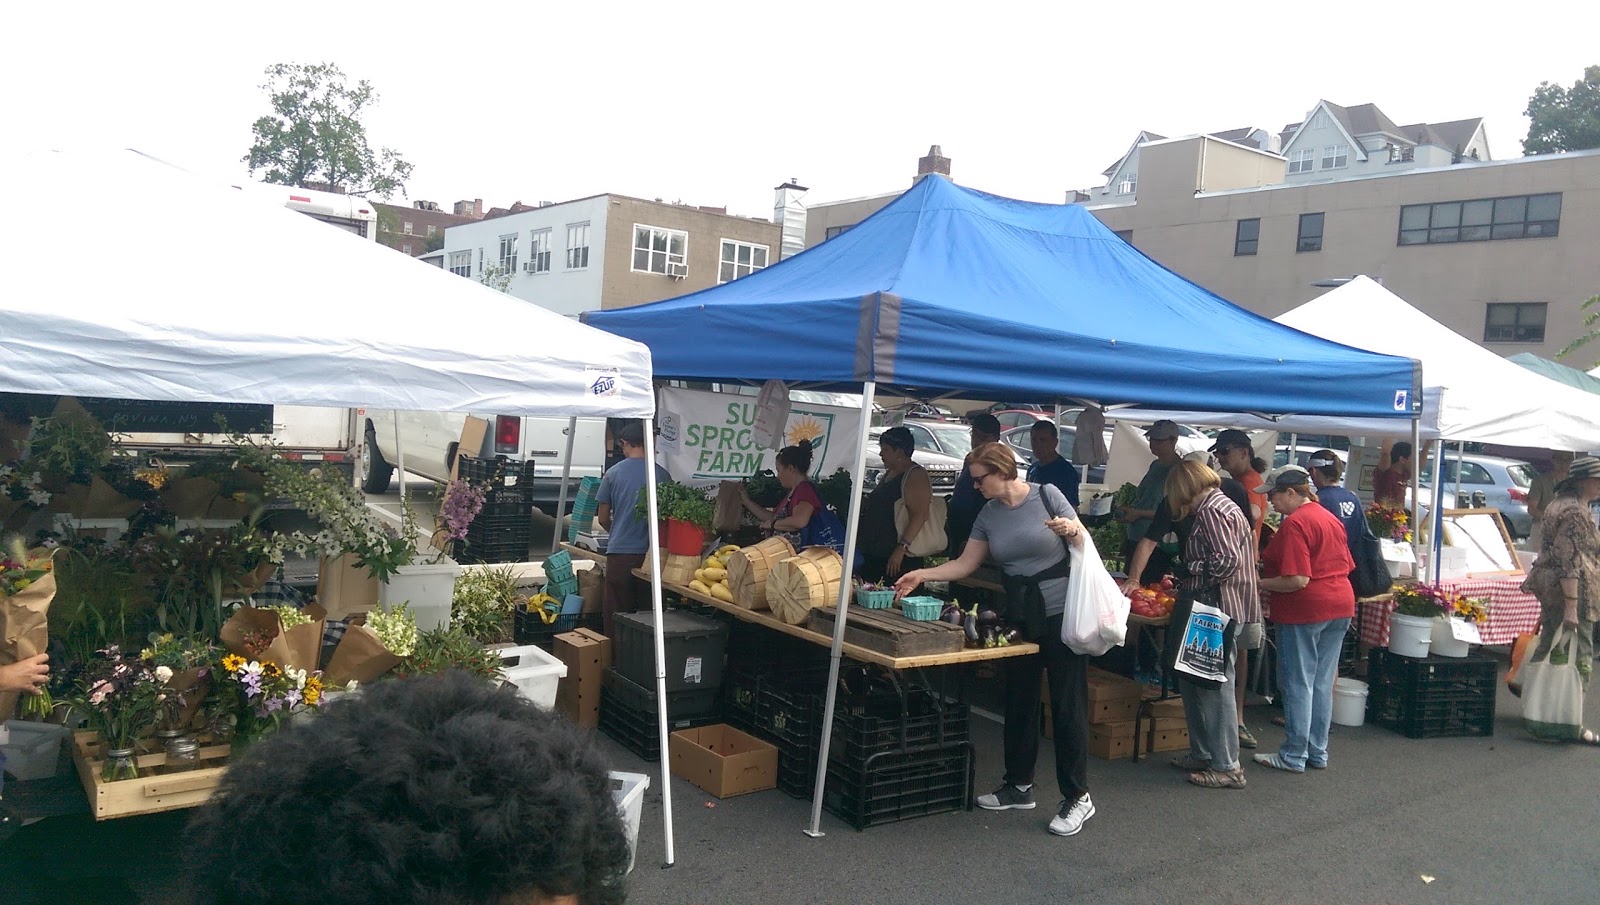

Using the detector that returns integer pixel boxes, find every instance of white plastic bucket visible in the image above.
[1332,678,1369,727]
[378,559,462,632]
[495,644,567,710]
[1430,618,1470,658]
[1387,612,1434,658]
[610,771,650,873]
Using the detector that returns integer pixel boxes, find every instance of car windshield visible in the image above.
[923,425,973,457]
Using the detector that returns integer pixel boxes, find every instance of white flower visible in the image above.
[345,680,359,692]
[154,665,173,683]
[0,465,12,479]
[25,471,42,487]
[28,490,50,507]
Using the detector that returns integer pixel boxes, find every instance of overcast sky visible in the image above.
[11,2,1597,218]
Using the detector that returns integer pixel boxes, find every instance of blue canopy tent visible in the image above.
[586,176,1420,838]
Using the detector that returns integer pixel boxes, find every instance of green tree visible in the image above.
[1524,65,1600,155]
[242,62,414,198]
[477,261,512,294]
[1556,293,1600,368]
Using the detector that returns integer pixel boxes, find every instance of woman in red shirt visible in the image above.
[739,439,843,552]
[1253,466,1355,773]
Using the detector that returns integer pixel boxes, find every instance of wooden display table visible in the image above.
[559,542,608,565]
[633,569,1040,670]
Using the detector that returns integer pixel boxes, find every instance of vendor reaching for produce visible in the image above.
[739,440,844,553]
[894,442,1098,839]
[857,426,933,582]
[1116,421,1183,571]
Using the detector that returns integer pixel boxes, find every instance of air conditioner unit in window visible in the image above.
[667,263,688,279]
[524,262,538,273]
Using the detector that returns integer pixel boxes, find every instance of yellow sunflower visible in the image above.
[220,654,246,673]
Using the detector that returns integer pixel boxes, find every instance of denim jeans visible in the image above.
[1275,617,1351,770]
[1180,646,1238,772]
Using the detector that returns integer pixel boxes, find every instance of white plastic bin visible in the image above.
[1331,678,1369,728]
[610,770,650,873]
[496,644,567,709]
[0,720,70,781]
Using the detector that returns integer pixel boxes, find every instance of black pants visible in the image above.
[1003,612,1089,801]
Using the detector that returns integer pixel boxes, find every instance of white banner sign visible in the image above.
[655,387,863,487]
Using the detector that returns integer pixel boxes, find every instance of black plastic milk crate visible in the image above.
[456,513,533,564]
[824,742,973,830]
[513,610,602,648]
[597,686,721,762]
[725,621,829,675]
[603,666,721,720]
[613,610,729,694]
[830,687,970,769]
[456,455,538,504]
[476,498,532,520]
[1366,647,1497,738]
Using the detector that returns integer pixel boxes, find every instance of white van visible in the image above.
[359,411,607,513]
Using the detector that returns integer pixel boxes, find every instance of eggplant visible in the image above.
[964,615,981,644]
[940,603,964,625]
[1000,627,1024,646]
[976,608,1000,626]
[980,625,999,648]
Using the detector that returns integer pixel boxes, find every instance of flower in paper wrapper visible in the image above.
[221,654,246,673]
[154,665,173,683]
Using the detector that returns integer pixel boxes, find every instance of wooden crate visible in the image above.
[1088,726,1134,760]
[807,605,965,658]
[72,730,232,820]
[1148,727,1190,753]
[1089,696,1140,725]
[1085,668,1144,705]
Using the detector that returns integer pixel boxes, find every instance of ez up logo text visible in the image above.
[586,368,620,397]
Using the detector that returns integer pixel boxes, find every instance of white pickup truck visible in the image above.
[359,411,607,513]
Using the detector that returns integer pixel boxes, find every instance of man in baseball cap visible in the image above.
[1255,464,1314,495]
[1143,420,1181,440]
[1120,421,1184,578]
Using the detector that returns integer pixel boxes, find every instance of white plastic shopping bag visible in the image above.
[1170,599,1233,688]
[1522,629,1584,741]
[1062,532,1130,656]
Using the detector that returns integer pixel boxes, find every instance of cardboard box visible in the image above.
[554,629,609,729]
[1086,668,1144,704]
[1149,727,1190,753]
[668,724,777,798]
[1088,726,1134,760]
[1147,697,1184,720]
[1089,696,1140,725]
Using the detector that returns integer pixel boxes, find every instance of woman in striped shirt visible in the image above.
[1164,460,1261,790]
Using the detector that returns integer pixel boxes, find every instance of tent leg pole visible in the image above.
[1430,439,1446,583]
[1409,415,1423,568]
[551,416,578,554]
[807,380,877,838]
[393,410,407,500]
[642,425,675,867]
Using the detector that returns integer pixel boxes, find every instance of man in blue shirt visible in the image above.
[1027,419,1080,509]
[596,421,670,636]
[946,413,1001,557]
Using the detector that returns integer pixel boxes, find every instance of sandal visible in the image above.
[1252,753,1305,774]
[1188,768,1247,789]
[1581,729,1600,745]
[1169,754,1209,771]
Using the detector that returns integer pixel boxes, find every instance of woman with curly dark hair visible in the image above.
[188,672,632,905]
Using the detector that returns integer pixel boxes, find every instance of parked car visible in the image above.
[866,420,1024,495]
[1000,424,1106,484]
[990,409,1051,430]
[1273,446,1331,471]
[883,401,963,422]
[1417,453,1536,538]
[966,402,1047,420]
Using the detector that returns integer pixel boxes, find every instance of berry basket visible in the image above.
[855,586,896,610]
[899,596,944,622]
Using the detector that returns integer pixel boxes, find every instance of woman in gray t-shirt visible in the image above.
[894,442,1098,839]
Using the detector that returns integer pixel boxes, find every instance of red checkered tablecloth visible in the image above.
[1357,577,1543,647]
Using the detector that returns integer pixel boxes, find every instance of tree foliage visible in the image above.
[1524,65,1600,155]
[1556,293,1600,369]
[242,62,414,199]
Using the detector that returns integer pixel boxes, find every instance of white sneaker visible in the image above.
[976,783,1036,811]
[1048,794,1095,837]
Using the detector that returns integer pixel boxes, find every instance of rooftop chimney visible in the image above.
[773,179,808,260]
[915,145,951,183]
[453,199,484,219]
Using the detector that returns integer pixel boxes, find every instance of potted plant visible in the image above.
[634,481,714,556]
[1431,594,1489,658]
[1388,583,1453,658]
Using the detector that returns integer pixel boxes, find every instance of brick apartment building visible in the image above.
[375,199,483,257]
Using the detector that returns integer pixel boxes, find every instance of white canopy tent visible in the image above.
[0,148,683,863]
[1134,277,1600,449]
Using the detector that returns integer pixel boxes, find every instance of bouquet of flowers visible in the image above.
[2,541,57,721]
[215,652,325,745]
[1449,595,1489,625]
[1391,583,1456,618]
[140,633,219,732]
[434,479,487,561]
[1365,503,1412,543]
[71,645,168,780]
[323,604,416,687]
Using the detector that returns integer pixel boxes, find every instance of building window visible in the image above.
[1116,173,1137,195]
[1288,149,1315,174]
[566,223,590,269]
[718,240,770,283]
[401,243,412,255]
[448,250,471,277]
[426,224,437,238]
[1399,193,1561,246]
[403,221,414,235]
[1483,303,1547,343]
[1388,144,1415,163]
[1297,212,1325,253]
[824,225,852,240]
[1112,229,1133,244]
[1309,111,1329,130]
[1321,144,1349,169]
[528,229,552,274]
[498,234,518,274]
[632,224,687,274]
[1234,218,1260,256]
